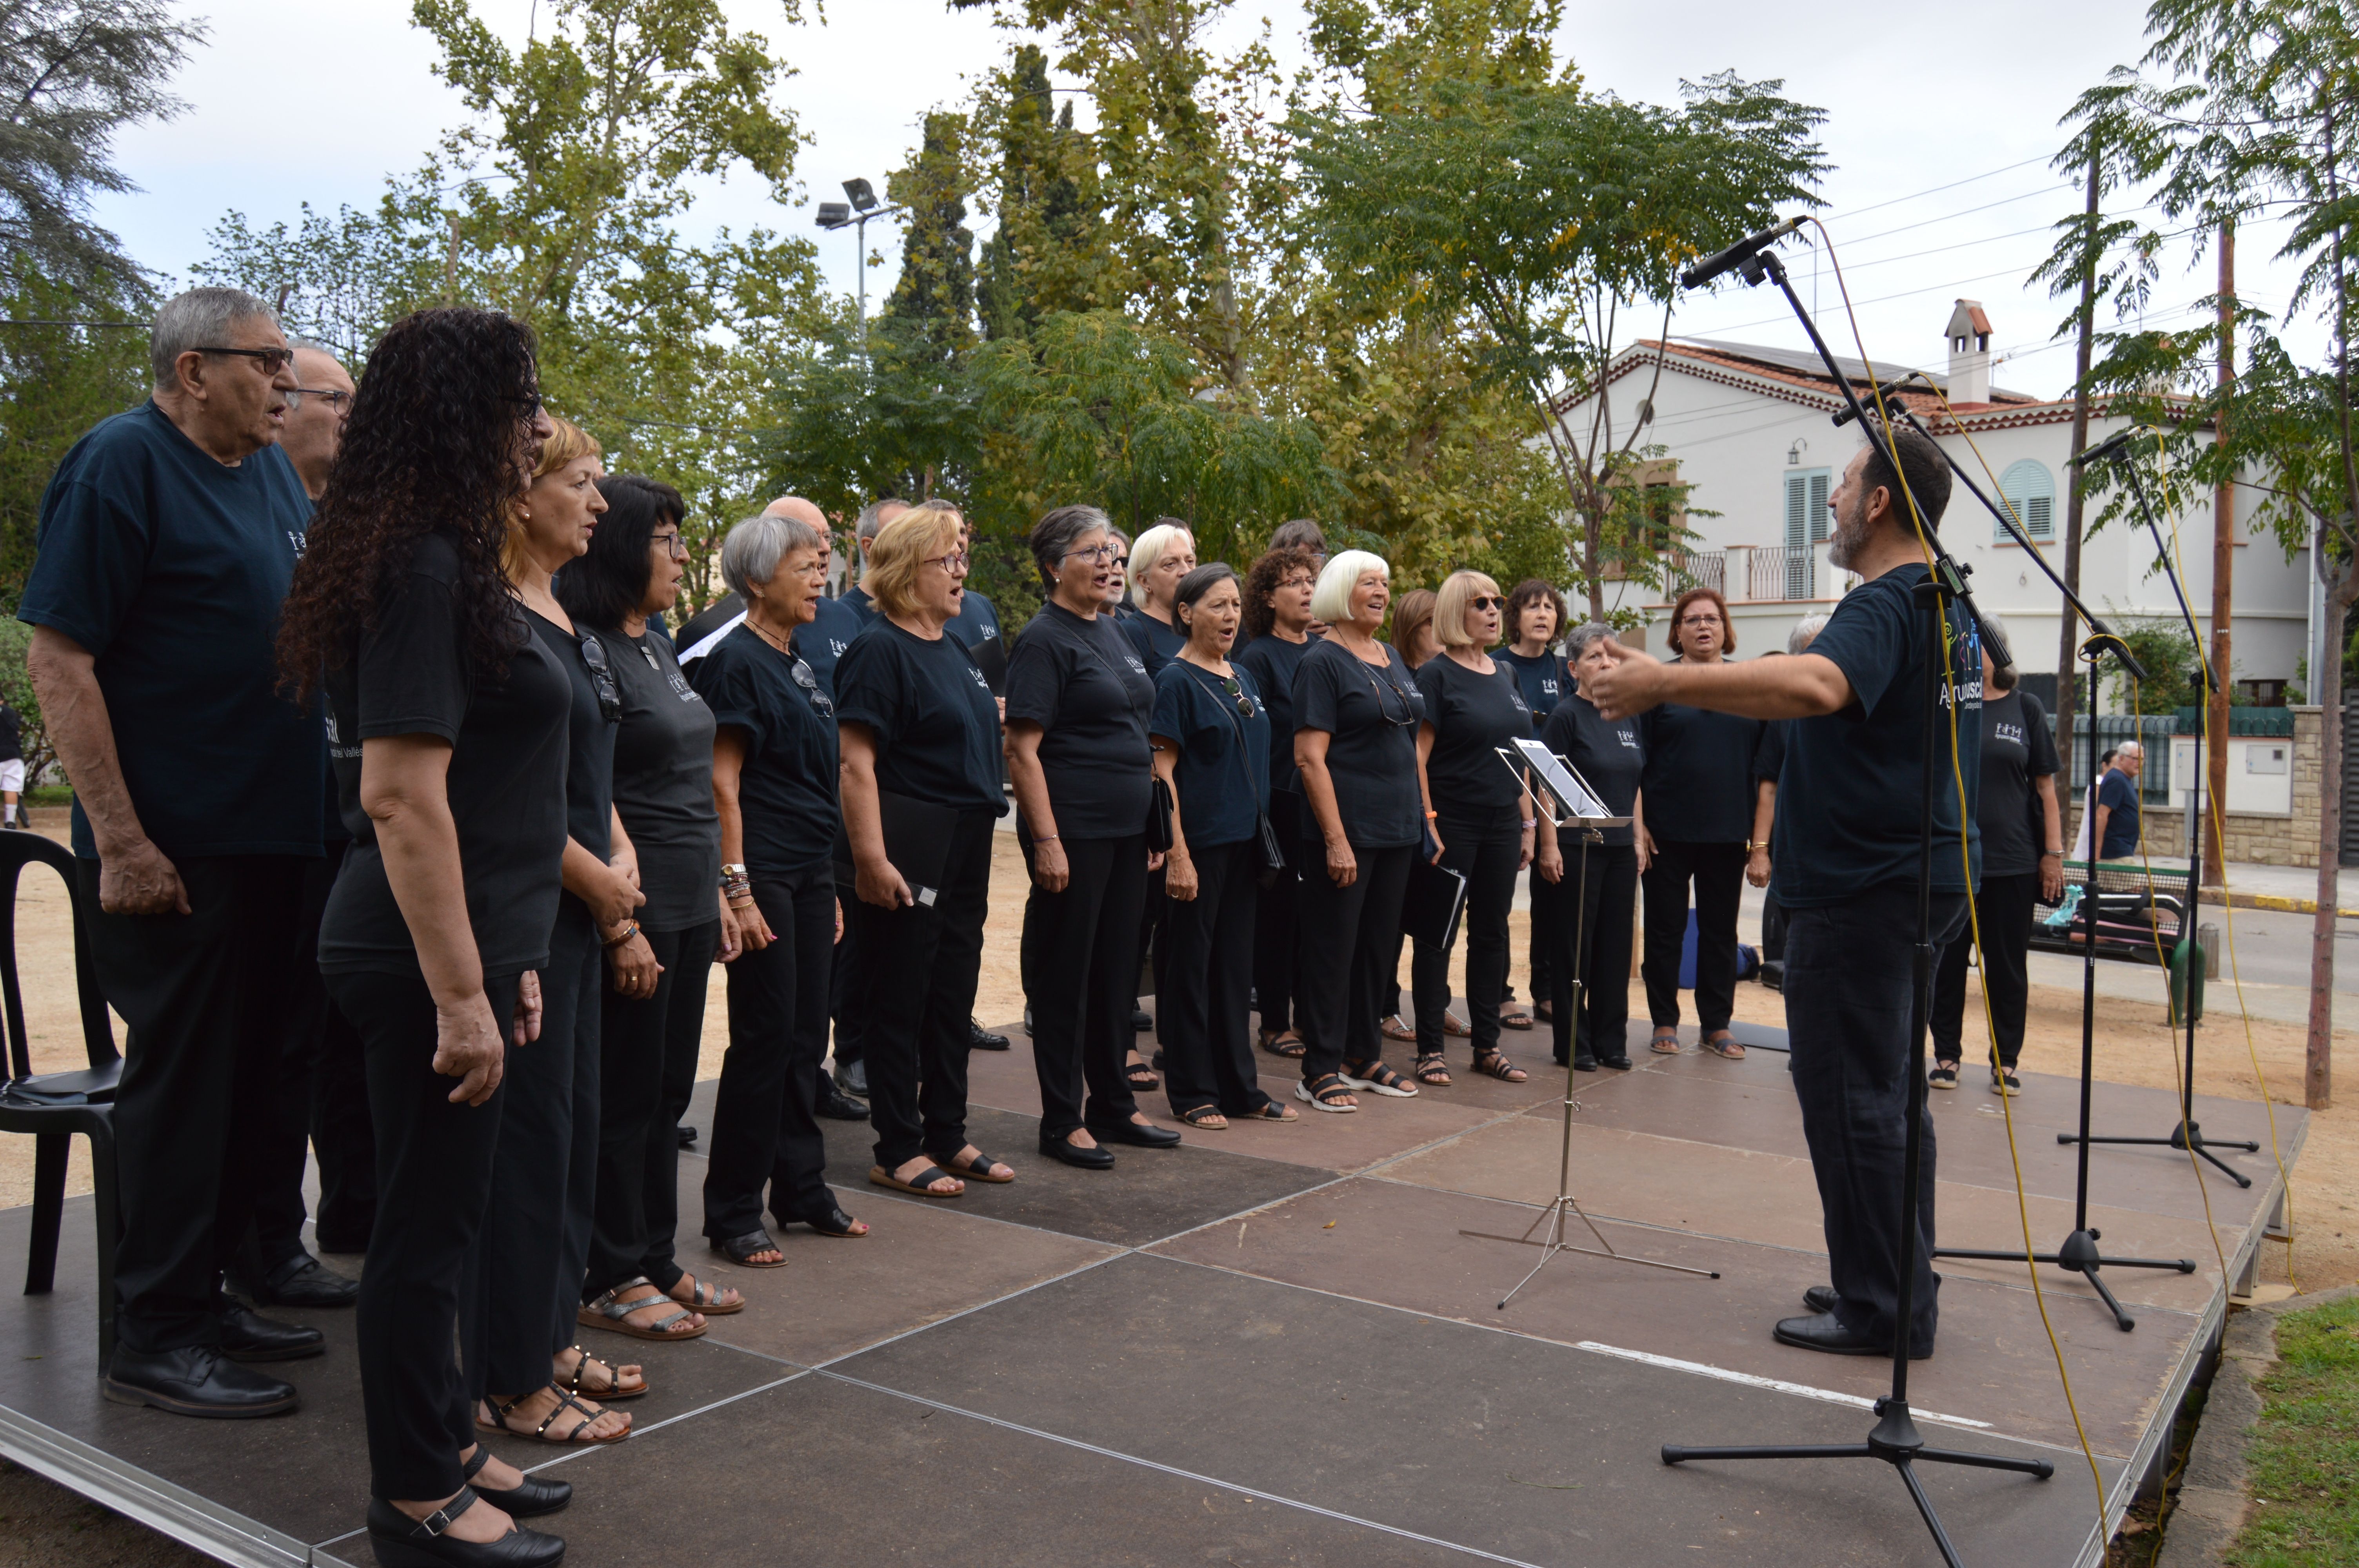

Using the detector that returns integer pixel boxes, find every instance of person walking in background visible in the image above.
[2090,740,2144,860]
[1236,546,1321,1060]
[1497,579,1570,1031]
[1005,505,1179,1169]
[1292,550,1427,1112]
[1930,624,2062,1094]
[25,286,328,1418]
[1152,564,1296,1129]
[1408,571,1533,1087]
[1376,588,1438,1046]
[1533,625,1647,1071]
[1637,586,1765,1061]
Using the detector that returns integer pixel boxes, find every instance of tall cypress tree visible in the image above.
[977,42,1105,341]
[883,112,976,363]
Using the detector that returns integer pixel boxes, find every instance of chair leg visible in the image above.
[24,1133,65,1295]
[85,1119,119,1367]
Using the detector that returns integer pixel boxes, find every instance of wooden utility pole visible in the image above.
[2206,221,2235,885]
[2055,149,2102,766]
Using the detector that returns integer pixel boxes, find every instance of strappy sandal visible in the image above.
[1648,1029,1682,1055]
[1340,1058,1419,1098]
[1258,1028,1307,1059]
[1928,1060,1959,1090]
[1441,1011,1473,1038]
[579,1278,706,1342]
[931,1148,1015,1183]
[1178,1105,1229,1129]
[1702,1031,1746,1060]
[667,1274,742,1316]
[1379,1014,1417,1043]
[1412,1054,1452,1087]
[1243,1101,1298,1122]
[709,1229,787,1267]
[1124,1056,1160,1092]
[477,1385,629,1446]
[1296,1073,1358,1113]
[558,1343,645,1400]
[869,1162,963,1197]
[1469,1049,1528,1083]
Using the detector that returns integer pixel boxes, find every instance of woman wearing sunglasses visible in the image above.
[689,511,868,1257]
[476,415,648,1445]
[1150,564,1298,1129]
[1290,549,1426,1112]
[1408,571,1536,1087]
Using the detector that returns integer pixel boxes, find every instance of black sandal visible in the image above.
[1258,1028,1307,1059]
[931,1148,1015,1183]
[559,1343,647,1399]
[1469,1049,1528,1083]
[1294,1073,1358,1113]
[1340,1058,1419,1098]
[1412,1053,1452,1087]
[802,1206,869,1238]
[476,1385,629,1446]
[1177,1105,1229,1128]
[709,1229,787,1268]
[1125,1057,1160,1091]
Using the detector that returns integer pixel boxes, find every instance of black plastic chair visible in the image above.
[0,829,120,1360]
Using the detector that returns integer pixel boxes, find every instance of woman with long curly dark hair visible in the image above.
[280,307,570,1567]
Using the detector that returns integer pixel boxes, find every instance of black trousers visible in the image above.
[1527,864,1558,1012]
[1294,839,1415,1083]
[468,895,599,1397]
[830,908,863,1068]
[1784,880,1964,1351]
[329,967,516,1503]
[80,855,307,1356]
[1138,864,1170,1029]
[704,869,839,1240]
[1640,838,1748,1031]
[1021,830,1147,1141]
[586,918,717,1300]
[1931,870,2037,1069]
[1411,809,1521,1058]
[250,845,377,1264]
[1536,841,1638,1066]
[1251,791,1306,1037]
[849,808,995,1171]
[1161,839,1272,1117]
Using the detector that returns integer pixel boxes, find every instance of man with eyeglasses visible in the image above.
[22,286,331,1417]
[278,343,355,503]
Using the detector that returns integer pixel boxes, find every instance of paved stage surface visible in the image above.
[0,1015,2306,1567]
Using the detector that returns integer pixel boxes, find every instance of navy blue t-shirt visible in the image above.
[949,586,1001,654]
[1151,660,1271,849]
[1235,631,1315,794]
[1496,647,1566,731]
[2097,768,2141,860]
[1538,694,1643,848]
[1121,609,1189,679]
[689,622,841,877]
[1293,637,1426,849]
[1004,602,1154,841]
[833,619,1007,814]
[21,400,325,858]
[527,610,616,862]
[1771,564,1982,908]
[1639,692,1766,845]
[801,596,864,700]
[840,584,879,624]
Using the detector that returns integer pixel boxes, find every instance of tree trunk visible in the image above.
[2308,557,2351,1111]
[2207,220,2235,885]
[2055,152,2102,759]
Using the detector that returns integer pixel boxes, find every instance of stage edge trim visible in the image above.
[1571,1341,1993,1429]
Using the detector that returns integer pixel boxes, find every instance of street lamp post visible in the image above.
[816,177,903,357]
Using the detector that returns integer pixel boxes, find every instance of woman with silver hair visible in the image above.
[688,509,867,1265]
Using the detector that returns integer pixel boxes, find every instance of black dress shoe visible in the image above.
[462,1446,570,1519]
[366,1491,566,1567]
[1130,1007,1154,1032]
[1038,1134,1116,1170]
[252,1254,360,1308]
[1599,1054,1634,1070]
[969,1018,1010,1051]
[816,1082,870,1121]
[103,1345,299,1418]
[1773,1311,1931,1360]
[219,1300,325,1362]
[1022,1007,1034,1034]
[1803,1285,1839,1316]
[1090,1118,1182,1149]
[1572,1055,1599,1072]
[835,1058,869,1097]
[676,1123,698,1149]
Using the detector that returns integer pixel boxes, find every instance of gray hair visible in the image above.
[151,287,276,386]
[854,500,899,542]
[1977,612,2018,690]
[720,512,824,600]
[1565,622,1617,662]
[1787,613,1830,655]
[1030,504,1110,588]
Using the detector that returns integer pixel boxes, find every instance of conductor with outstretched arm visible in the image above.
[1581,423,1980,1361]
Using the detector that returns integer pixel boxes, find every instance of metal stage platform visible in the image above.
[0,1019,2303,1567]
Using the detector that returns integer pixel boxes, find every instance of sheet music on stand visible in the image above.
[1497,739,1629,830]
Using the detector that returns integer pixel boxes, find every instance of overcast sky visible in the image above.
[88,0,2314,402]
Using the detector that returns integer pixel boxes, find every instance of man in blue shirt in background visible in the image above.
[2090,740,2144,860]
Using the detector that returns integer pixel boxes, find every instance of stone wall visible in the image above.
[2062,706,2324,869]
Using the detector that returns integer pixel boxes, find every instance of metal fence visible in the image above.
[2061,713,2178,804]
[1663,547,1816,602]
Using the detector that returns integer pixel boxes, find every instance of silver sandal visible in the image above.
[576,1276,707,1343]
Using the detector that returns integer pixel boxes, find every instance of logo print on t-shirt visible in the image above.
[1124,656,1147,675]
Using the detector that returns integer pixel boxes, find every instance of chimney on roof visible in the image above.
[1945,299,1993,405]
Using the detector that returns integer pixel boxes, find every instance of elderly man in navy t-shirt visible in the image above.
[1585,423,1979,1363]
[21,287,329,1418]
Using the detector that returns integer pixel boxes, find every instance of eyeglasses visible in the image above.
[922,551,971,574]
[1469,595,1505,611]
[1363,667,1418,728]
[576,630,622,723]
[200,345,296,374]
[1218,674,1257,719]
[1063,543,1118,564]
[1112,555,1129,569]
[789,658,835,717]
[1677,612,1724,627]
[649,530,688,561]
[291,386,351,412]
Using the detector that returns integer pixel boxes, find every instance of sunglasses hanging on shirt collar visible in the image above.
[574,630,622,722]
[789,657,835,717]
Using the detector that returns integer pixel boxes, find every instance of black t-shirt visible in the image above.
[320,533,571,978]
[1005,603,1154,840]
[1495,648,1566,730]
[1754,719,1788,787]
[527,610,616,862]
[609,626,721,931]
[689,622,841,878]
[1235,631,1315,794]
[801,596,865,700]
[1151,660,1271,848]
[2098,768,2141,859]
[20,400,325,858]
[1772,564,1982,908]
[949,587,1001,653]
[1416,655,1533,822]
[1120,609,1189,679]
[1639,687,1766,845]
[1978,689,2060,877]
[1292,637,1426,848]
[0,705,22,763]
[833,619,1007,814]
[1539,694,1643,848]
[841,584,879,625]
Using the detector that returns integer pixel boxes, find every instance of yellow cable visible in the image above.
[1804,217,2110,1522]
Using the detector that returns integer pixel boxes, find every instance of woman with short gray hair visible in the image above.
[688,510,867,1265]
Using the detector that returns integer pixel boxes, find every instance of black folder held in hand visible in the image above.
[1401,855,1469,948]
[832,790,956,908]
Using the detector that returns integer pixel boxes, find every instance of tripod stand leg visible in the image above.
[1916,1446,2058,1479]
[1661,1442,1874,1465]
[2080,1267,2134,1332]
[2195,1145,2254,1187]
[1894,1461,1968,1568]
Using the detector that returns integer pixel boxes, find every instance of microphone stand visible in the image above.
[1660,246,2053,1568]
[2054,456,2258,1187]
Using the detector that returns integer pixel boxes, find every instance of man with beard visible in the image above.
[1583,423,1980,1363]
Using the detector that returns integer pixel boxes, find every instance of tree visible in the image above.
[0,260,147,607]
[974,44,1106,341]
[884,111,978,365]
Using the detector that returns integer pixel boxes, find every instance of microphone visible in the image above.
[1830,373,1923,428]
[2067,425,2154,468]
[1678,216,1807,290]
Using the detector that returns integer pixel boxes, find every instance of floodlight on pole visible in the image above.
[813,176,902,358]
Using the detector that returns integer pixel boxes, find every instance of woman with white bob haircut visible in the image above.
[1120,521,1197,679]
[1289,548,1427,1112]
